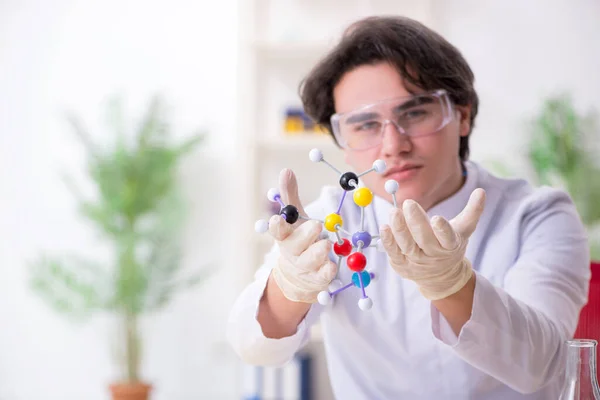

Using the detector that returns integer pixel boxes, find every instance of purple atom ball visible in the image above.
[352,231,372,248]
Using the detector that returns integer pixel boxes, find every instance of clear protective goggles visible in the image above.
[330,89,455,151]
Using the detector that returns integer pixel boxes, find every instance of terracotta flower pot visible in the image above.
[109,382,152,400]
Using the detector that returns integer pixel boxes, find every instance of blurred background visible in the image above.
[1,0,599,399]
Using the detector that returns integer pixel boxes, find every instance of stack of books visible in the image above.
[241,352,312,400]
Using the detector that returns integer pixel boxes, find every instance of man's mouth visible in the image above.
[384,164,423,177]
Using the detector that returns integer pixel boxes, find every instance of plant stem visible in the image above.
[122,226,140,384]
[125,311,139,383]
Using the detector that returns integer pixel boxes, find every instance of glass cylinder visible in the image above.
[559,339,600,399]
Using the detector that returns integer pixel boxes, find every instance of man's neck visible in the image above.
[425,161,466,211]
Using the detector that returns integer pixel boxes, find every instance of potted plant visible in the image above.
[30,95,207,400]
[525,94,600,261]
[485,93,600,343]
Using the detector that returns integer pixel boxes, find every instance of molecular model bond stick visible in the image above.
[255,148,399,311]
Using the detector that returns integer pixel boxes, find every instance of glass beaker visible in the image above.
[559,339,600,399]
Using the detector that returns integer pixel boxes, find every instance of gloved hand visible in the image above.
[379,188,486,300]
[269,169,337,303]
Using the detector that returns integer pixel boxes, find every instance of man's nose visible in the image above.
[381,120,412,156]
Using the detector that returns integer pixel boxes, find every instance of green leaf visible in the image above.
[176,132,205,156]
[110,233,149,315]
[65,111,97,158]
[79,201,123,236]
[526,94,600,259]
[484,159,517,178]
[591,242,600,262]
[29,255,111,320]
[106,95,126,145]
[59,170,85,204]
[136,95,169,148]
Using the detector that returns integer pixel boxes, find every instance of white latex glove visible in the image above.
[379,188,486,300]
[269,169,337,303]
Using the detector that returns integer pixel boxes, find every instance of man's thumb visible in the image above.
[279,168,307,219]
[451,188,486,238]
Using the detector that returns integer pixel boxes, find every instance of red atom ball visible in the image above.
[333,238,352,256]
[347,252,367,272]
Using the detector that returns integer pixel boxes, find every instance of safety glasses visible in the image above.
[330,89,454,150]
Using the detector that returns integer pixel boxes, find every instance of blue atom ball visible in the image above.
[352,271,371,288]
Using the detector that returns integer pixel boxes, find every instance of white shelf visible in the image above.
[257,134,338,151]
[236,4,438,398]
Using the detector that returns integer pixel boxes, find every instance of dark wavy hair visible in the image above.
[299,15,479,161]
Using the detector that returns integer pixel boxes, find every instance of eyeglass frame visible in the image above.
[329,89,456,151]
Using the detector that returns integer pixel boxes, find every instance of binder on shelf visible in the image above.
[283,107,328,136]
[241,352,312,400]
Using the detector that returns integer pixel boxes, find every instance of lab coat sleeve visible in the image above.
[431,188,591,394]
[226,239,324,367]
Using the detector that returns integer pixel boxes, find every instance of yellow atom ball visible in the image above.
[353,187,373,207]
[324,213,343,232]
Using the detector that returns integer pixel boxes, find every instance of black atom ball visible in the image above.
[339,172,359,191]
[281,205,299,224]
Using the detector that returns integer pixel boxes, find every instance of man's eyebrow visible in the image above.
[345,111,381,124]
[392,96,434,113]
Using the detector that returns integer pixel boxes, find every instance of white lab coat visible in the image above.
[227,160,591,399]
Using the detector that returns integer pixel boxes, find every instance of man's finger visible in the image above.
[279,168,308,226]
[268,214,294,241]
[379,225,406,264]
[314,260,337,284]
[296,239,332,272]
[402,199,440,254]
[389,207,418,255]
[279,219,323,257]
[431,216,458,250]
[451,188,486,238]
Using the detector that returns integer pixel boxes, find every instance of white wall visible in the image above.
[432,0,600,177]
[1,1,599,399]
[0,1,241,399]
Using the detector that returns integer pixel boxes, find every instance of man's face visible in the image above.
[332,62,470,210]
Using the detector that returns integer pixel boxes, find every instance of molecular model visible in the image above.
[255,148,400,311]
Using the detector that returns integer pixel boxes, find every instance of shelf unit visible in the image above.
[233,1,436,397]
[235,0,436,289]
[235,2,348,291]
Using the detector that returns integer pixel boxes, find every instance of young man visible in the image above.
[227,16,591,399]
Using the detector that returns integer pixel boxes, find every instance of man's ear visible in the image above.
[455,105,471,137]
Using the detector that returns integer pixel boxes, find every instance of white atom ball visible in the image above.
[309,148,323,162]
[385,179,399,194]
[373,159,386,173]
[255,219,269,233]
[375,239,386,253]
[317,291,331,305]
[267,188,280,202]
[358,297,373,310]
